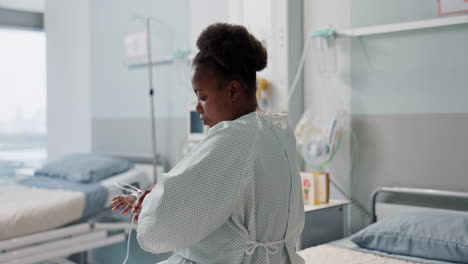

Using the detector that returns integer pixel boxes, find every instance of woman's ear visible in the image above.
[229,80,242,102]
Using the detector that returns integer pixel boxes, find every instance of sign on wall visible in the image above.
[438,0,468,16]
[123,32,148,64]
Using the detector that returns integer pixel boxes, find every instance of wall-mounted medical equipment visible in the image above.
[295,109,344,171]
[187,103,207,142]
[294,109,372,224]
[124,16,191,182]
[311,26,337,75]
[256,76,270,109]
[124,17,191,68]
[182,102,207,156]
[124,16,159,183]
[281,25,337,112]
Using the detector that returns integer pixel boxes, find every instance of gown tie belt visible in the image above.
[245,240,286,264]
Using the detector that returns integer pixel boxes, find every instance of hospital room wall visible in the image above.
[350,0,468,230]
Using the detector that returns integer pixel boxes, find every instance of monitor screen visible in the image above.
[190,111,204,134]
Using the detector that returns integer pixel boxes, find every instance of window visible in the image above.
[0,27,46,183]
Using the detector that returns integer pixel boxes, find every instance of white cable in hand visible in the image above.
[113,182,143,264]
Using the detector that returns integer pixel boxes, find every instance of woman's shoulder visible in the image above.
[207,112,258,134]
[208,110,291,137]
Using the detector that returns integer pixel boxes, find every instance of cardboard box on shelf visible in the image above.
[300,172,329,205]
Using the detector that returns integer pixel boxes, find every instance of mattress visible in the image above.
[0,164,155,241]
[298,237,457,264]
[298,244,418,264]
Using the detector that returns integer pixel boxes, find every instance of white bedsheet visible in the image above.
[0,184,85,240]
[298,244,417,264]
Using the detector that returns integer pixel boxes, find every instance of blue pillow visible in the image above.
[351,212,468,263]
[34,153,135,183]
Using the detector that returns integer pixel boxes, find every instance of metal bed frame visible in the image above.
[371,187,468,223]
[0,159,159,264]
[0,218,133,264]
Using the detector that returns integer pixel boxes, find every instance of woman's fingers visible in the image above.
[132,199,142,213]
[112,203,125,212]
[133,214,139,221]
[110,192,148,215]
[111,196,123,202]
[110,194,135,206]
[125,195,137,204]
[110,195,125,207]
[121,205,132,215]
[109,199,122,207]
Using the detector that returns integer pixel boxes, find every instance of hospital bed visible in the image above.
[0,163,156,264]
[298,187,468,264]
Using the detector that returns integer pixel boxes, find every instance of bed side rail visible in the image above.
[371,187,468,223]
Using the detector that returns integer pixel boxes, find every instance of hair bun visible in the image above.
[196,23,267,73]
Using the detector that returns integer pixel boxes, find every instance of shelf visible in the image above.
[126,58,174,68]
[337,14,468,37]
[304,199,350,213]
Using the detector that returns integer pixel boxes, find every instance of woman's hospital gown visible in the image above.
[137,111,305,264]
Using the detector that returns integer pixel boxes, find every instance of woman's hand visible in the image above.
[110,194,138,215]
[110,184,156,221]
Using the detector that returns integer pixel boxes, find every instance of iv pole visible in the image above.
[133,16,159,183]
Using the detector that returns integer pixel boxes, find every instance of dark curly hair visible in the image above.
[193,23,267,96]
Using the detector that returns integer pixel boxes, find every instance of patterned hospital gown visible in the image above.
[137,111,305,264]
